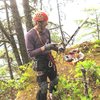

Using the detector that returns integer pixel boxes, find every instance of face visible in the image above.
[37,21,48,32]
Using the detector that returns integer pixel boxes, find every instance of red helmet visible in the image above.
[33,11,48,22]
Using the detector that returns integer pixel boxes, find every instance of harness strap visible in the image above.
[34,29,57,71]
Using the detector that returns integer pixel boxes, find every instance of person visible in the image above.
[25,11,60,100]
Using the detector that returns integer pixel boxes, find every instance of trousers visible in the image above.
[36,64,58,100]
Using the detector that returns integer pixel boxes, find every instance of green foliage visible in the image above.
[95,39,100,45]
[1,41,100,99]
[0,67,6,75]
[53,75,93,100]
[0,62,35,99]
[75,60,100,78]
[76,8,100,41]
[93,44,99,48]
[0,50,5,57]
[76,60,96,70]
[54,60,100,100]
[53,75,70,100]
[15,62,35,90]
[51,32,61,43]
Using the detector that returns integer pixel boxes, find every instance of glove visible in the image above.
[45,43,57,51]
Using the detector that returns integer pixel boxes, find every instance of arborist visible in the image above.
[25,11,63,100]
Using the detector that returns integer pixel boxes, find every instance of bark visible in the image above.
[4,0,22,66]
[22,0,33,31]
[0,39,10,43]
[56,0,65,48]
[10,35,22,65]
[81,66,89,97]
[9,0,29,64]
[40,0,43,10]
[0,21,22,65]
[2,33,14,79]
[96,14,100,40]
[0,21,11,42]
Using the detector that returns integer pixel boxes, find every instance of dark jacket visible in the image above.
[25,28,51,60]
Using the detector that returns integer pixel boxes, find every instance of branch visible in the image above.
[81,65,89,97]
[0,39,10,43]
[0,43,4,47]
[65,17,89,47]
[0,1,10,10]
[0,7,5,10]
[49,25,63,30]
[29,5,37,12]
[0,21,11,42]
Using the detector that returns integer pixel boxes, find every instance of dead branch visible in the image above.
[0,39,10,43]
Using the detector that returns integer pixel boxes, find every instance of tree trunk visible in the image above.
[0,20,22,65]
[22,0,33,31]
[9,0,29,64]
[4,0,22,66]
[40,0,43,10]
[96,14,100,40]
[0,21,11,42]
[2,33,14,79]
[10,35,22,65]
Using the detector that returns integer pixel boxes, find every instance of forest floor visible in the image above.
[15,41,100,100]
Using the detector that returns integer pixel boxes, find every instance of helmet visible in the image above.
[33,11,48,22]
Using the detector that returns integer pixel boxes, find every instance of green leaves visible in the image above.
[76,60,96,69]
[53,59,100,99]
[0,67,6,75]
[95,40,100,45]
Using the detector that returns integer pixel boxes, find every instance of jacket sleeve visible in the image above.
[25,32,43,59]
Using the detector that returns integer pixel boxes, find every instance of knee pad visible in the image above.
[40,81,48,94]
[50,77,58,87]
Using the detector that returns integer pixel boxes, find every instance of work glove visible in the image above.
[45,43,58,51]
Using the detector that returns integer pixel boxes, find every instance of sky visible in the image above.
[46,0,100,32]
[40,0,100,44]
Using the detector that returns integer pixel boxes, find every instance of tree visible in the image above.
[22,0,33,31]
[9,0,29,64]
[3,0,22,66]
[2,33,14,79]
[79,8,100,40]
[0,21,22,66]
